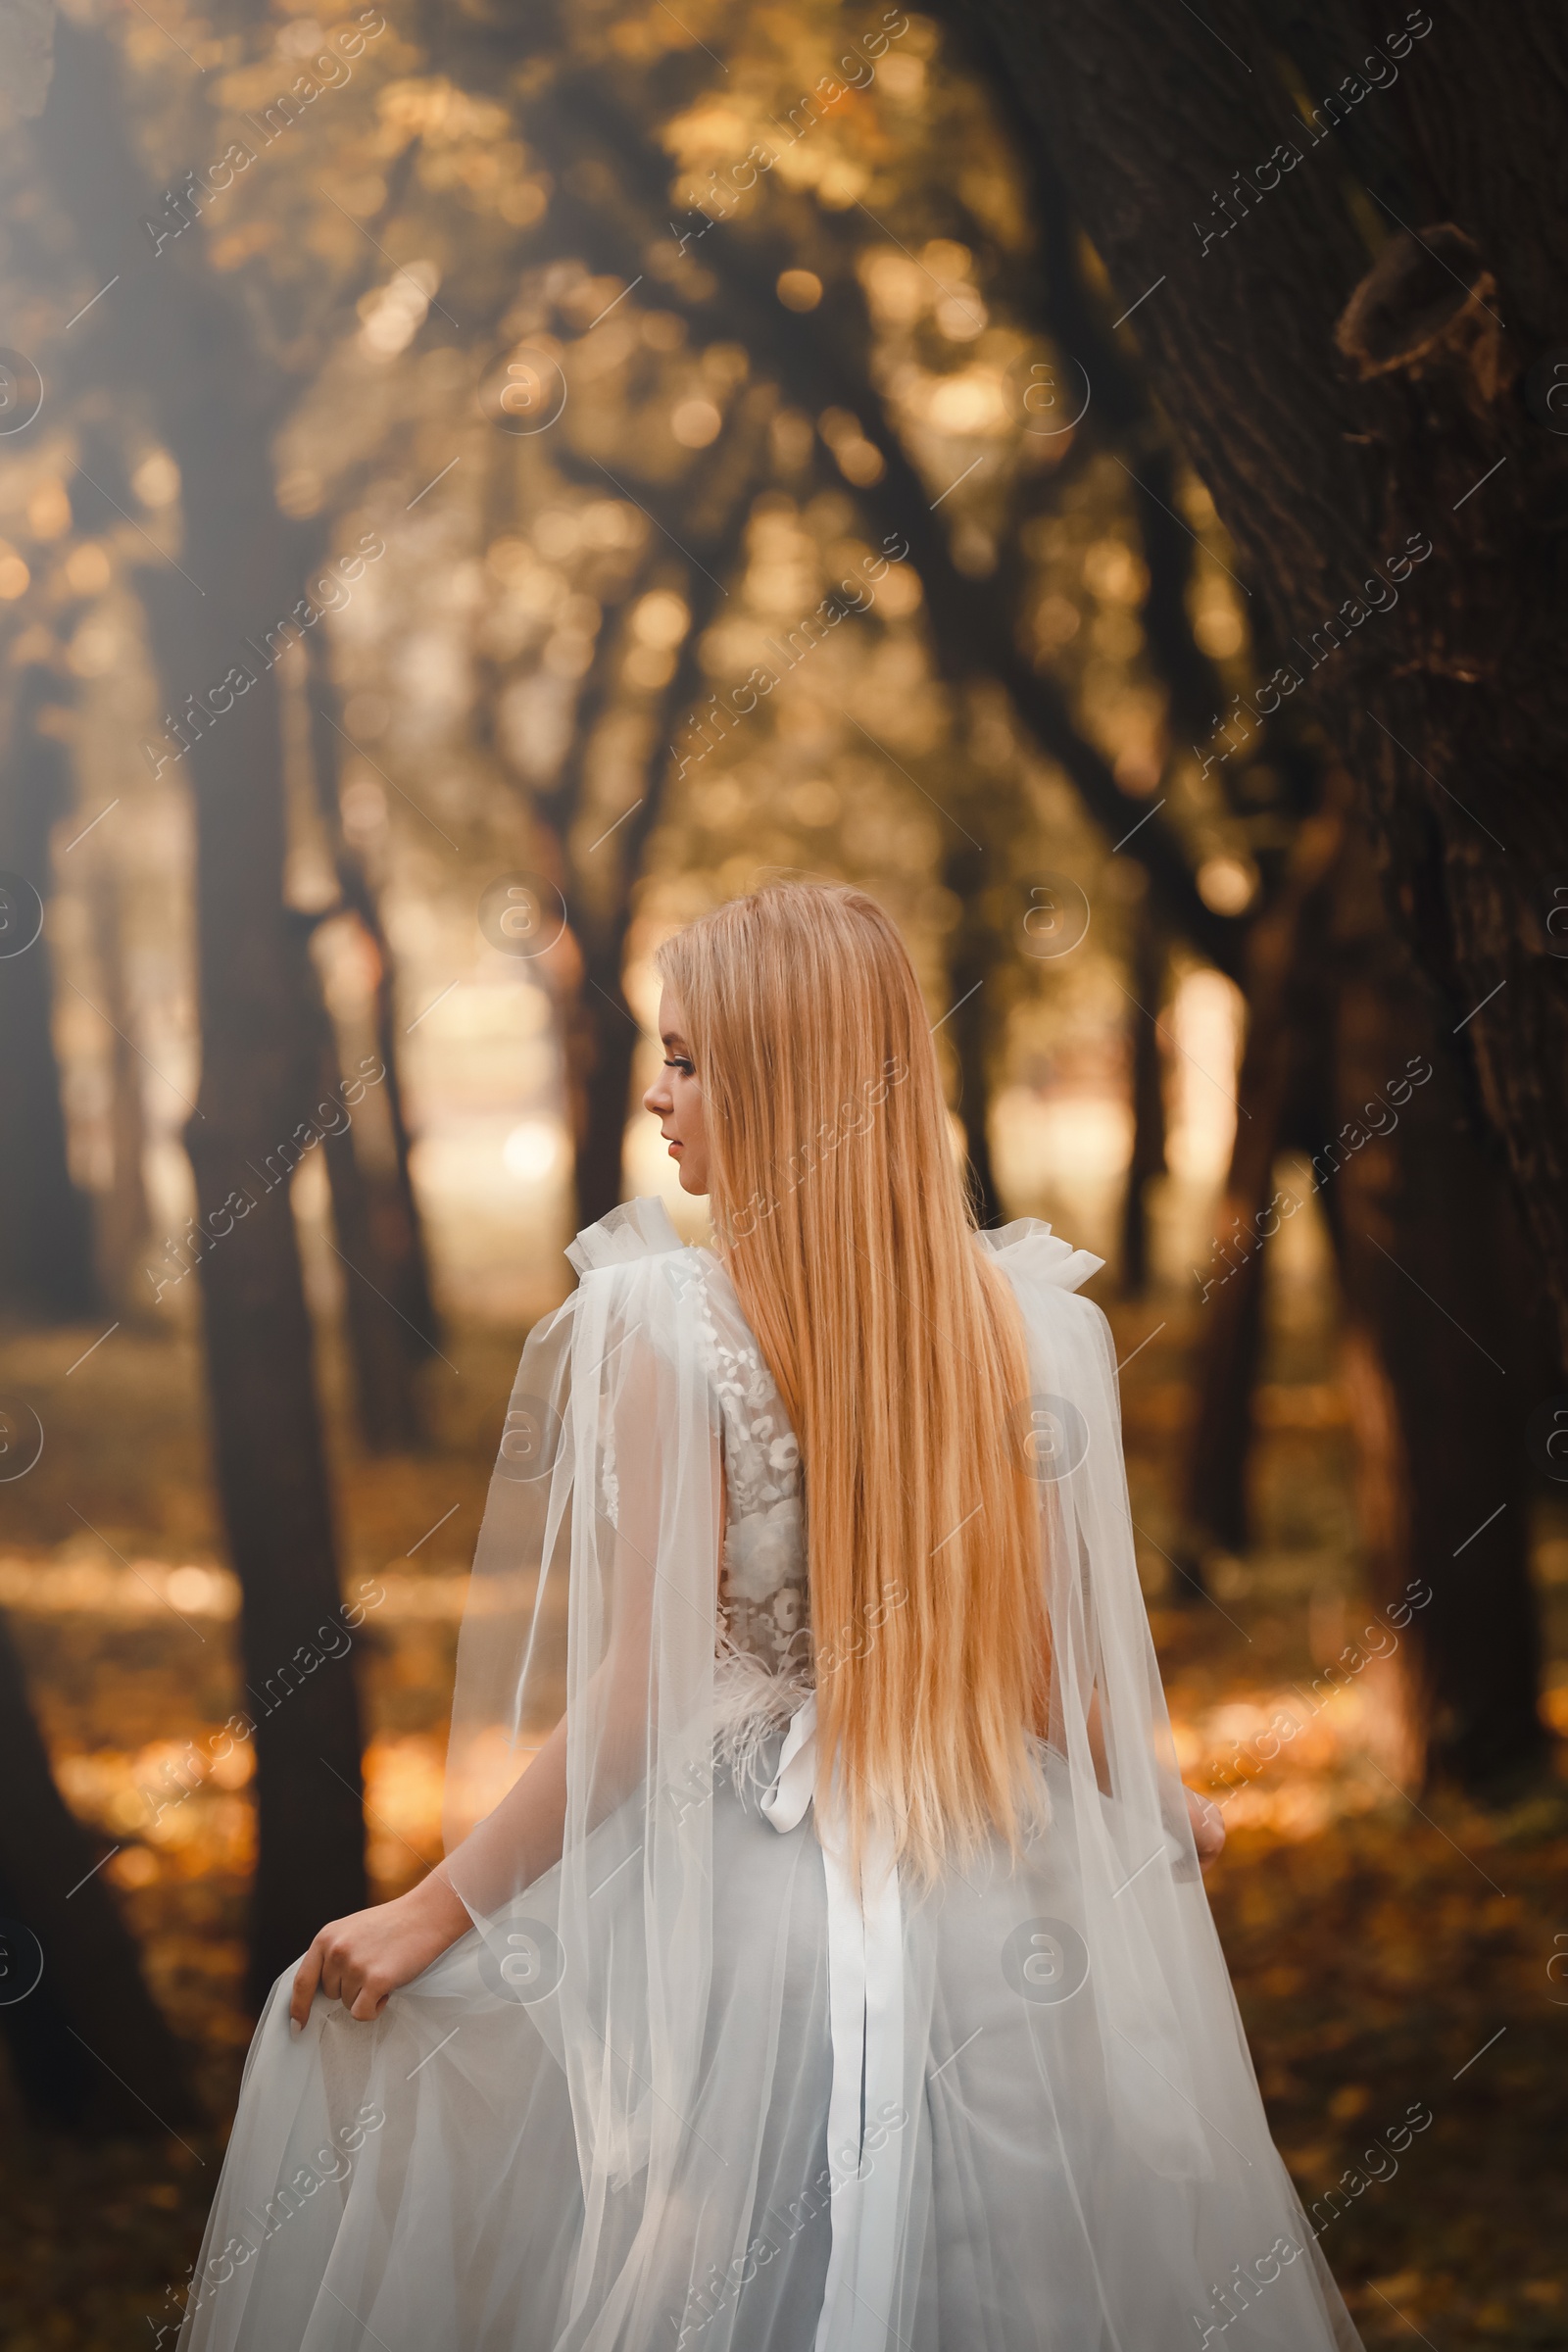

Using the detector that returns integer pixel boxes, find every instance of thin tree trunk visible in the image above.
[302,628,440,1363]
[944,834,1005,1229]
[467,508,659,1235]
[1120,893,1167,1293]
[1180,1136,1273,1570]
[533,391,776,1229]
[1178,773,1348,1567]
[0,661,99,1319]
[303,937,422,1453]
[85,850,152,1310]
[564,534,739,1228]
[569,954,644,1230]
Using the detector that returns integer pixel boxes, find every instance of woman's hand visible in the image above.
[290,1867,473,2031]
[1185,1785,1226,1872]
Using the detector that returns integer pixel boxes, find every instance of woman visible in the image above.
[179,883,1362,2350]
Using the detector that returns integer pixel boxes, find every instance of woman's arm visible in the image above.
[288,1480,672,2029]
[287,1714,571,2030]
[291,1303,725,2029]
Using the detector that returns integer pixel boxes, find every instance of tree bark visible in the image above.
[958,0,1568,1356]
[36,19,368,1999]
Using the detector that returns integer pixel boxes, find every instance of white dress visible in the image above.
[178,1201,1363,2352]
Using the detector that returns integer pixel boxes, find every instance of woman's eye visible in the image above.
[663,1057,694,1075]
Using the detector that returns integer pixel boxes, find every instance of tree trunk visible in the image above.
[302,628,440,1365]
[1324,813,1546,1792]
[958,0,1568,1357]
[943,835,1006,1229]
[302,933,422,1453]
[179,689,368,2005]
[569,954,644,1231]
[1119,888,1167,1293]
[36,19,368,2000]
[564,530,740,1229]
[537,390,776,1229]
[1178,774,1348,1566]
[0,661,99,1319]
[0,1611,197,2131]
[84,849,153,1311]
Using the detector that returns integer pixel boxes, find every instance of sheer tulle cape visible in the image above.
[177,1201,1362,2351]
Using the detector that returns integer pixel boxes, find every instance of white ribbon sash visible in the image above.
[760,1697,905,2352]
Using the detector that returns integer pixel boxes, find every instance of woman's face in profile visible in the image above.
[643,986,710,1195]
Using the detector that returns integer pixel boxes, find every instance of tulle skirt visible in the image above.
[178,1750,1361,2351]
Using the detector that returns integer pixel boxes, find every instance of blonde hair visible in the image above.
[657,882,1049,1882]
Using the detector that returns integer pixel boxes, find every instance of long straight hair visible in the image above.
[657,882,1049,1881]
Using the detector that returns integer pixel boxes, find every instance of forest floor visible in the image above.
[0,1264,1563,2351]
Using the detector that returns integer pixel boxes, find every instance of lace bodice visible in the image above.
[568,1203,809,1676]
[690,1259,810,1676]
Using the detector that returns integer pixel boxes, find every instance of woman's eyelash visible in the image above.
[663,1056,694,1075]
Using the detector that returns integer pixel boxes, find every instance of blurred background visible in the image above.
[0,0,1564,2342]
